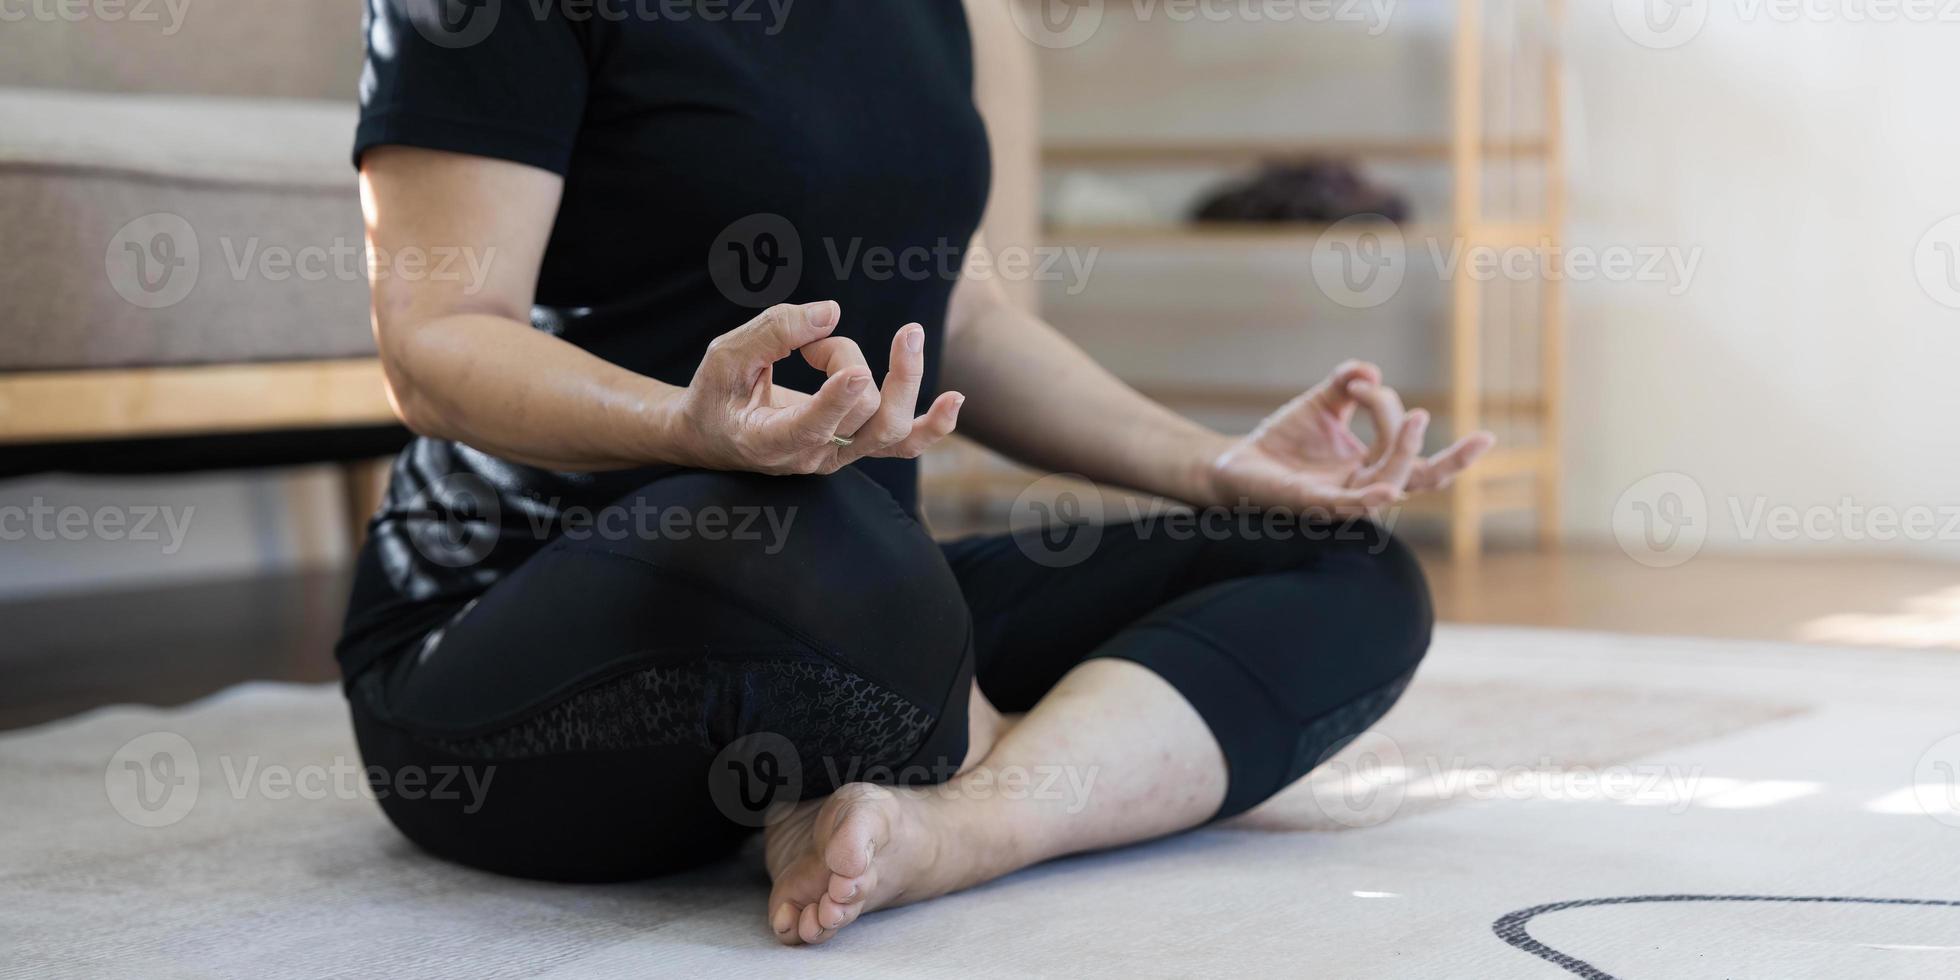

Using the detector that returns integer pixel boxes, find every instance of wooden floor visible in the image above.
[1422,547,1960,651]
[2,548,1954,731]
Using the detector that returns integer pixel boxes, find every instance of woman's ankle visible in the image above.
[957,684,1007,775]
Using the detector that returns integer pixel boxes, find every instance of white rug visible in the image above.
[4,626,1958,979]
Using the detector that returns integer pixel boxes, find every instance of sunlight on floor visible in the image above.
[1305,764,1956,820]
[1800,586,1960,649]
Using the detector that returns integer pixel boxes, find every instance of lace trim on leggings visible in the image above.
[1290,667,1418,780]
[376,658,935,768]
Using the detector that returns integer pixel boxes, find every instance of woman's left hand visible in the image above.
[1200,361,1496,518]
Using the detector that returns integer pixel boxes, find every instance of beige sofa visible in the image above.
[0,0,1039,525]
[0,0,395,484]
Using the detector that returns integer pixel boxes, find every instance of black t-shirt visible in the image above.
[338,0,992,675]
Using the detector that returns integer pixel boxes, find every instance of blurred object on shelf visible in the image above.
[1191,158,1410,224]
[1047,171,1159,228]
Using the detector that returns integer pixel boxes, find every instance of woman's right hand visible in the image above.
[360,149,956,475]
[672,300,965,475]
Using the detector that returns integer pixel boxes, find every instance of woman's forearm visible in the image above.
[941,299,1232,507]
[384,311,688,473]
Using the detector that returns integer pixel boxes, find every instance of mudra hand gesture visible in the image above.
[1203,361,1497,518]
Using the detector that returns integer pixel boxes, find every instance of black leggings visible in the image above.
[347,468,1432,882]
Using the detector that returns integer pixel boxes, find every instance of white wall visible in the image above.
[1562,3,1960,559]
[1032,0,1960,559]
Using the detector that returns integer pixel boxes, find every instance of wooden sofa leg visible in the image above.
[338,458,391,549]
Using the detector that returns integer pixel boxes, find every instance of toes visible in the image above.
[819,892,864,932]
[828,869,873,905]
[822,795,892,879]
[797,901,834,944]
[771,902,802,945]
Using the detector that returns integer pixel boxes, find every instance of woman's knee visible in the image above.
[1362,525,1434,623]
[1330,523,1435,675]
[584,468,963,619]
[582,467,974,746]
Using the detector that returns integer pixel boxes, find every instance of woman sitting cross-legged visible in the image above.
[339,0,1495,946]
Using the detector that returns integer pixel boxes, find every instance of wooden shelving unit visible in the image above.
[928,0,1566,562]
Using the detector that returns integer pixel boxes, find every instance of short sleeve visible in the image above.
[355,0,590,175]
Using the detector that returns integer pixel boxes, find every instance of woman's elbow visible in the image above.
[374,331,451,441]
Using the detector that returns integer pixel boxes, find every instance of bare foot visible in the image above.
[760,684,1018,946]
[761,783,989,945]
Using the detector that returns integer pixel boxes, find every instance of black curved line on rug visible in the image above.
[1492,894,1960,979]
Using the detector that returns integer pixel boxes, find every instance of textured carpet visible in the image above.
[4,626,1957,978]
